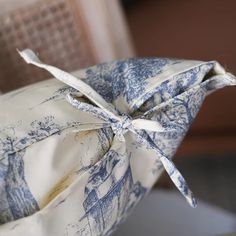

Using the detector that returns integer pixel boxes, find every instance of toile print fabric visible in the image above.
[0,49,235,236]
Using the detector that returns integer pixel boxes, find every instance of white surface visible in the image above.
[114,190,236,236]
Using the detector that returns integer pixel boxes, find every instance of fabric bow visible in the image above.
[19,49,197,208]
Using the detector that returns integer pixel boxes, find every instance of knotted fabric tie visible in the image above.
[19,49,197,208]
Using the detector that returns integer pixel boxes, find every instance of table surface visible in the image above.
[114,190,236,236]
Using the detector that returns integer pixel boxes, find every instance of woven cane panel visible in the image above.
[0,0,95,93]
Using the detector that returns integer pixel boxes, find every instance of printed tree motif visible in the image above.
[84,58,182,104]
[0,116,70,224]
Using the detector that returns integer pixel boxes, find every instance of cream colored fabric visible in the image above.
[0,49,235,236]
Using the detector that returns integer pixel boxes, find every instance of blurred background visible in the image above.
[0,0,236,234]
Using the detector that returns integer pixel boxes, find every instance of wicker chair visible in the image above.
[0,0,134,92]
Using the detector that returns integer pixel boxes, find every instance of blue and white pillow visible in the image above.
[0,49,235,235]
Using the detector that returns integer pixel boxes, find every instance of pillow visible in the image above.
[0,49,235,235]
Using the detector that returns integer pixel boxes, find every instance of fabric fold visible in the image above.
[0,48,234,235]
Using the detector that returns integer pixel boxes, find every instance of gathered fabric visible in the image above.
[19,49,197,208]
[0,49,234,236]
